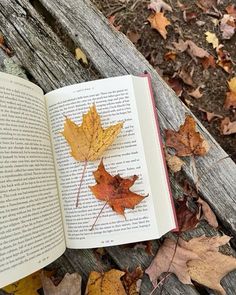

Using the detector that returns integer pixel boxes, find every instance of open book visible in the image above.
[0,72,177,287]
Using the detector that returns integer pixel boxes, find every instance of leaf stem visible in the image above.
[90,201,108,231]
[76,160,88,208]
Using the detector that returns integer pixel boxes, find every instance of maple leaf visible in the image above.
[122,266,143,295]
[61,105,123,161]
[224,77,236,109]
[3,270,52,295]
[90,159,147,216]
[147,12,171,39]
[165,115,209,157]
[85,269,126,295]
[41,272,82,295]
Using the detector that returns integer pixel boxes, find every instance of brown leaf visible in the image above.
[199,108,223,122]
[164,51,177,61]
[41,273,82,295]
[201,55,216,69]
[183,11,198,22]
[90,159,147,216]
[108,15,122,31]
[165,77,183,96]
[178,67,194,86]
[147,12,171,39]
[226,4,236,18]
[220,117,236,135]
[197,197,218,228]
[176,197,199,232]
[197,0,217,11]
[85,269,126,295]
[173,39,209,60]
[148,0,173,12]
[165,151,185,173]
[180,235,236,295]
[188,86,203,99]
[122,266,143,295]
[165,115,210,157]
[224,77,236,109]
[216,45,232,73]
[146,238,199,286]
[126,30,141,44]
[220,14,236,40]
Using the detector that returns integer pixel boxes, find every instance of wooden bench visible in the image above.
[0,0,236,294]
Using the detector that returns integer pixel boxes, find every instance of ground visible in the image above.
[91,0,236,162]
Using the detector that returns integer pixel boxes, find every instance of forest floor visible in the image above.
[91,0,236,162]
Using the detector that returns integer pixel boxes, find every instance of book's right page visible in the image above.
[45,75,176,249]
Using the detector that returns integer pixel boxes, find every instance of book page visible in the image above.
[0,73,65,288]
[45,76,159,248]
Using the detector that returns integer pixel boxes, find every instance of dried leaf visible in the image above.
[197,198,218,228]
[165,77,183,96]
[228,77,236,93]
[148,0,173,12]
[147,12,171,39]
[166,116,209,156]
[216,45,232,73]
[173,39,209,59]
[90,159,147,216]
[197,0,217,11]
[188,86,203,98]
[164,51,177,61]
[41,272,82,295]
[183,11,198,22]
[3,271,52,295]
[220,117,236,135]
[61,105,123,161]
[205,31,219,48]
[226,4,236,18]
[224,77,236,109]
[181,235,236,295]
[108,15,122,31]
[85,269,126,295]
[165,151,184,173]
[201,55,216,69]
[199,108,222,122]
[75,48,88,64]
[178,67,193,86]
[146,238,199,286]
[122,266,143,295]
[126,30,141,44]
[220,14,236,39]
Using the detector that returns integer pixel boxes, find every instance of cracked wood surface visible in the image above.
[0,0,235,294]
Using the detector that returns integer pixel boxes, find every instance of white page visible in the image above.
[0,72,65,288]
[45,75,159,248]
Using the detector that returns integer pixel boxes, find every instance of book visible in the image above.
[0,72,177,287]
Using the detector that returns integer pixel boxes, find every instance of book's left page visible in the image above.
[0,72,66,288]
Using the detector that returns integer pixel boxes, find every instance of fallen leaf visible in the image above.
[201,55,216,69]
[165,151,185,172]
[122,266,143,295]
[165,115,210,156]
[146,235,236,294]
[173,39,209,60]
[147,12,171,39]
[226,4,236,18]
[146,238,199,286]
[188,86,203,98]
[3,271,52,295]
[197,197,218,228]
[199,108,223,122]
[126,30,141,44]
[165,77,183,96]
[90,159,147,216]
[164,51,177,61]
[224,77,236,109]
[75,48,88,64]
[197,0,217,11]
[0,33,12,55]
[183,11,198,22]
[216,45,232,73]
[205,31,219,48]
[178,67,194,86]
[61,105,123,161]
[176,197,199,232]
[181,235,236,295]
[41,272,82,295]
[108,15,122,31]
[220,14,236,39]
[220,117,236,135]
[147,0,172,12]
[85,269,126,295]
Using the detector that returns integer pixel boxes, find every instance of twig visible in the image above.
[90,201,108,231]
[76,160,87,207]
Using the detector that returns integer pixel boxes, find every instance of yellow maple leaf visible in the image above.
[62,104,123,161]
[147,12,171,39]
[2,270,52,295]
[228,77,236,94]
[85,269,126,295]
[205,32,219,49]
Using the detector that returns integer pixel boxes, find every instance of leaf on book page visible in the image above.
[61,104,123,161]
[41,272,82,295]
[165,115,209,156]
[3,270,52,295]
[90,159,147,216]
[85,269,126,295]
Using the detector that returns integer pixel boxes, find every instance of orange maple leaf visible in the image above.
[147,12,171,39]
[90,160,147,216]
[165,115,209,157]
